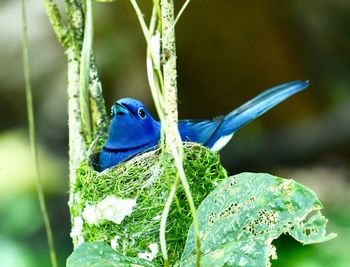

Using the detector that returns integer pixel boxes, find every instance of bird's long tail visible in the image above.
[220,80,309,135]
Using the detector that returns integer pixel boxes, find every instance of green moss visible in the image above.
[71,142,227,265]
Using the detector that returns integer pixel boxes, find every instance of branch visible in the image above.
[43,0,70,49]
[160,1,200,265]
[89,56,108,134]
[65,0,85,53]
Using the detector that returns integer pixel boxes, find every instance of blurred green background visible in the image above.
[1,0,349,266]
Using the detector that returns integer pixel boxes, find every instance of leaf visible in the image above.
[181,173,336,267]
[66,242,159,267]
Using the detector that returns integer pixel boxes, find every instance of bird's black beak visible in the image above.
[114,103,130,115]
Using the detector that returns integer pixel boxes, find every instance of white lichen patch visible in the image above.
[110,235,121,250]
[138,243,159,261]
[82,196,137,225]
[150,32,161,66]
[70,216,85,246]
[72,10,83,28]
[269,243,277,260]
[82,204,99,224]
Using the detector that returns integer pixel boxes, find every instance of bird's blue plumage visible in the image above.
[98,80,309,170]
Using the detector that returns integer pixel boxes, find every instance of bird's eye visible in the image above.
[138,108,146,119]
[110,107,115,117]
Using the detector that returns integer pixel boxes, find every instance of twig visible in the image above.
[164,0,191,42]
[43,0,69,49]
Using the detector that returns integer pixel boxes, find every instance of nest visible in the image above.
[70,141,227,264]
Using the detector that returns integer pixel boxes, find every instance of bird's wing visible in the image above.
[178,117,224,145]
[205,80,309,148]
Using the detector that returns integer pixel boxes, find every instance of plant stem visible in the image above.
[164,0,191,41]
[130,0,201,264]
[129,0,165,116]
[160,177,179,266]
[22,1,58,266]
[79,0,93,144]
[161,1,201,266]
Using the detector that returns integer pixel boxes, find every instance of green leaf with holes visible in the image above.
[181,172,336,267]
[66,242,159,267]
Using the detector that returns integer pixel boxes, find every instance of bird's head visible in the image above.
[104,98,160,150]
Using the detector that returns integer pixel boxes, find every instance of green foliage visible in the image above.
[71,142,227,265]
[66,242,158,267]
[181,173,336,267]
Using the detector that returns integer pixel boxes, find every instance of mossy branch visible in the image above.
[43,0,70,49]
[65,0,85,53]
[161,0,178,129]
[89,57,108,133]
[66,47,88,186]
[44,0,107,236]
[160,1,200,266]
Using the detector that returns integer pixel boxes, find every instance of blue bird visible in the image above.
[99,80,309,170]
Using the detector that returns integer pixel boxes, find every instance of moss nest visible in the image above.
[70,141,227,264]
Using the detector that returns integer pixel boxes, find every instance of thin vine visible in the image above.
[129,1,199,265]
[79,0,94,144]
[22,1,58,266]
